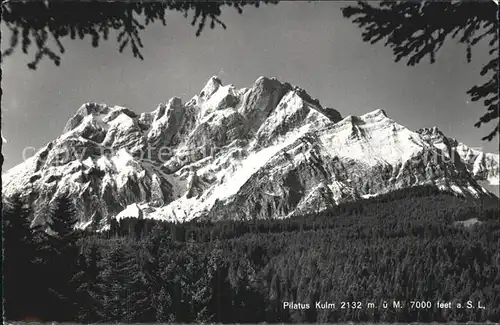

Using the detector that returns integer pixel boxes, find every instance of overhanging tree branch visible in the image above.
[1,0,279,69]
[342,0,499,141]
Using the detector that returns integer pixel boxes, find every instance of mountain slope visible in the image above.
[2,76,498,228]
[418,126,499,186]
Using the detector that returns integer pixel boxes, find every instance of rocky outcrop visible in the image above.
[418,127,499,185]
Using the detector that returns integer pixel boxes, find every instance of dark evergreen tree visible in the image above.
[97,240,150,322]
[46,195,78,240]
[206,245,234,323]
[97,241,130,322]
[71,242,102,322]
[2,195,37,320]
[40,195,80,321]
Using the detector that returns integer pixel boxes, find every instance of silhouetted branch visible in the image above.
[342,0,499,141]
[1,0,279,69]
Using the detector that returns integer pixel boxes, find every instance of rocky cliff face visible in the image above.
[417,127,499,186]
[2,76,498,228]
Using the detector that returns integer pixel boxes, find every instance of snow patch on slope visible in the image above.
[216,127,310,202]
[319,110,429,167]
[145,125,313,222]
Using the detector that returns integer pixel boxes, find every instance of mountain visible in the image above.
[2,76,498,228]
[417,126,499,186]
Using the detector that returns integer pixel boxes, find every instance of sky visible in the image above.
[1,1,498,172]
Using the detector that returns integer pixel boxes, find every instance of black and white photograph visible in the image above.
[1,0,499,323]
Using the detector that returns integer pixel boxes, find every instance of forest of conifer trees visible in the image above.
[2,186,500,323]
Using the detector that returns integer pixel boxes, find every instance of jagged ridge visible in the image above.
[2,76,498,228]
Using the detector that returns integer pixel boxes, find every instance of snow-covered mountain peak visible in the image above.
[3,76,498,229]
[200,76,222,99]
[63,102,109,133]
[78,102,110,116]
[360,108,388,121]
[168,96,183,107]
[417,126,452,143]
[331,109,397,139]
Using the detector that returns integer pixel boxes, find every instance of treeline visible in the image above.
[2,185,500,322]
